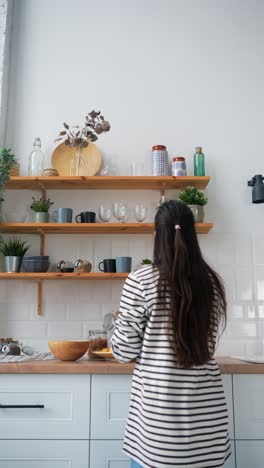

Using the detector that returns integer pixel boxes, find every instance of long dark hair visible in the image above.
[153,200,226,367]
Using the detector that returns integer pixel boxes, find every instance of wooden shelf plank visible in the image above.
[6,176,210,190]
[0,272,129,280]
[0,222,213,234]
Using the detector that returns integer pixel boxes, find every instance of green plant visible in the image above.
[55,110,111,148]
[0,148,17,202]
[30,197,54,212]
[178,186,208,206]
[141,258,153,265]
[0,238,31,257]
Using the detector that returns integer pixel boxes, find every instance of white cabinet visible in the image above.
[236,441,264,468]
[90,440,130,468]
[0,375,90,439]
[233,375,264,439]
[91,374,132,439]
[225,441,236,468]
[0,440,89,468]
[222,375,234,439]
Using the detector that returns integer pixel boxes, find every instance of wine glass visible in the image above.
[113,202,129,223]
[98,205,112,223]
[135,204,148,223]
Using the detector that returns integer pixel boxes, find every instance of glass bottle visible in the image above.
[28,137,45,176]
[193,146,205,176]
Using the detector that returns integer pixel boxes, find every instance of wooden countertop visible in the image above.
[0,357,263,374]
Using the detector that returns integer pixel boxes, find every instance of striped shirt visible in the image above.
[111,265,231,468]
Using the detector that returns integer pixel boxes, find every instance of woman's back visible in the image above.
[112,265,231,467]
[112,200,231,467]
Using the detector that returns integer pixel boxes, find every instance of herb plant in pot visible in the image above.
[30,197,54,223]
[178,186,208,222]
[0,238,31,272]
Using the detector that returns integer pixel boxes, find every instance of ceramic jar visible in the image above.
[172,157,187,177]
[151,145,169,176]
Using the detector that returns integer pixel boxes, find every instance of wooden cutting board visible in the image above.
[52,142,102,176]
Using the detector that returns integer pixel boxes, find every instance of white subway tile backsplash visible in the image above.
[255,266,264,300]
[31,304,66,321]
[6,321,47,339]
[47,322,83,340]
[1,230,264,356]
[236,267,253,301]
[66,303,102,321]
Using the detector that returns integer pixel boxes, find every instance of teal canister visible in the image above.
[193,147,205,176]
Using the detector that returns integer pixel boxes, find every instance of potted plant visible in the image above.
[0,238,31,272]
[0,148,18,221]
[178,186,208,222]
[55,110,111,176]
[30,197,54,223]
[141,258,153,266]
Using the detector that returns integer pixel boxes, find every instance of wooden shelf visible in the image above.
[0,222,213,234]
[0,272,128,280]
[6,176,210,191]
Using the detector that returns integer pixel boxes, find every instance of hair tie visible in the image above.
[175,224,181,230]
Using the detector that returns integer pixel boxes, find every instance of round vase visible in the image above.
[34,212,49,223]
[188,205,205,223]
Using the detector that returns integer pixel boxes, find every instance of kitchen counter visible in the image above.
[0,356,263,374]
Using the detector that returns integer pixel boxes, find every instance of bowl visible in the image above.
[22,259,50,272]
[23,256,49,261]
[48,340,90,361]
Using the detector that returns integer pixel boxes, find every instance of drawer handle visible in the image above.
[0,404,44,409]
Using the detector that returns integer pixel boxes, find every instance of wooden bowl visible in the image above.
[48,340,90,361]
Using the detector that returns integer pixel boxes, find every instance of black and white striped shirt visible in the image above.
[111,265,231,468]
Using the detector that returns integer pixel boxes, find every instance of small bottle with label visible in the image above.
[28,137,45,176]
[193,147,205,176]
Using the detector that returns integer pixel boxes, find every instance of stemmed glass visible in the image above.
[98,205,112,223]
[135,204,148,223]
[113,202,129,223]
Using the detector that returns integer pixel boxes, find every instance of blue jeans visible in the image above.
[130,460,142,468]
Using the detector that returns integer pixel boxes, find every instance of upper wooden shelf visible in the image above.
[0,272,128,280]
[0,222,213,234]
[6,176,210,191]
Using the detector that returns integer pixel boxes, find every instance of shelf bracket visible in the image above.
[160,183,167,197]
[37,280,43,315]
[36,181,47,200]
[39,231,45,256]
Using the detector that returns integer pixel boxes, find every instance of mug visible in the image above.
[98,259,116,273]
[116,256,132,273]
[75,211,96,223]
[53,208,73,223]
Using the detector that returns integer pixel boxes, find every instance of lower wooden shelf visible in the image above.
[0,272,128,280]
[0,222,214,234]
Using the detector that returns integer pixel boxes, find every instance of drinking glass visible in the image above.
[98,205,112,223]
[113,202,129,223]
[135,204,148,223]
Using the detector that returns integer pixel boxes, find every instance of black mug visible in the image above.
[99,259,116,273]
[75,211,96,223]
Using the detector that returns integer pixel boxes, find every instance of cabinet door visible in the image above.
[90,440,129,468]
[0,440,89,468]
[91,374,234,440]
[236,441,264,468]
[233,375,264,439]
[91,374,132,439]
[0,375,90,439]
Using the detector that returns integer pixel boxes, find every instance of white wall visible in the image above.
[1,0,264,355]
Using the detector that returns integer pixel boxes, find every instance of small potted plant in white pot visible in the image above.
[178,186,208,222]
[30,197,54,223]
[0,238,31,272]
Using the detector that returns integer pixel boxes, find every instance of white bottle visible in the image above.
[28,137,45,176]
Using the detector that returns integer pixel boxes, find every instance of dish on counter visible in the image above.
[92,347,114,359]
[48,340,90,361]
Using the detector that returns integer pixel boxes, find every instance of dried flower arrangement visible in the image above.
[55,110,111,148]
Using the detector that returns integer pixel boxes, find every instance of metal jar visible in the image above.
[34,212,49,223]
[5,256,22,273]
[188,205,205,223]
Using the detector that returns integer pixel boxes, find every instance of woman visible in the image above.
[111,200,231,468]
